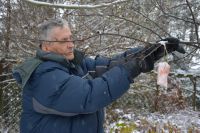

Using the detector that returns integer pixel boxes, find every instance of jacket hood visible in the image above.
[12,57,42,88]
[12,49,85,88]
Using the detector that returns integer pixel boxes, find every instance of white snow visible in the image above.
[106,108,200,132]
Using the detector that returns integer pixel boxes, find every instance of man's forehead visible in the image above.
[53,26,71,32]
[51,26,72,37]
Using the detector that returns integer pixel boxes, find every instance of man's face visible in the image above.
[43,26,75,60]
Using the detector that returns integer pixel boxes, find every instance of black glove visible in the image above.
[154,37,185,60]
[161,37,180,52]
[122,56,154,79]
[122,59,141,79]
[162,37,185,54]
[139,54,154,73]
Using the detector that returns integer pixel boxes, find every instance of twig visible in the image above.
[130,7,171,37]
[108,15,163,38]
[186,0,199,43]
[173,49,197,63]
[180,41,200,49]
[155,0,200,25]
[24,0,130,9]
[0,79,15,85]
[0,33,150,44]
[99,32,151,44]
[0,73,12,77]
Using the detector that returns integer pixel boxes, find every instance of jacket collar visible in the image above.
[12,49,85,88]
[36,49,85,68]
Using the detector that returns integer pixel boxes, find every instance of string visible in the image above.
[158,41,169,62]
[156,41,171,89]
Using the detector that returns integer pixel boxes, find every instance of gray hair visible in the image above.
[38,18,69,46]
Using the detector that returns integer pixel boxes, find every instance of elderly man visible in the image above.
[13,18,184,133]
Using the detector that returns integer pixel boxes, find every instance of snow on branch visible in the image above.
[24,0,130,9]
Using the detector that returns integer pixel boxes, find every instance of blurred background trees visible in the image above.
[0,0,200,132]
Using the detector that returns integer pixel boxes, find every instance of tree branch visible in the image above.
[24,0,130,9]
[155,0,200,25]
[108,15,163,39]
[2,34,200,49]
[180,41,200,49]
[186,0,199,43]
[130,8,171,37]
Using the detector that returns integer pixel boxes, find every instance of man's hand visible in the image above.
[139,54,154,73]
[109,37,186,78]
[160,37,185,54]
[122,55,154,79]
[154,37,185,60]
[122,59,141,79]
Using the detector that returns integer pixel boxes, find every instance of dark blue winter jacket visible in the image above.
[12,48,141,133]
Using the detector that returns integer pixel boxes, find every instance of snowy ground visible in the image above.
[1,109,199,133]
[106,108,200,133]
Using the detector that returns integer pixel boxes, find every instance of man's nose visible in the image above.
[67,41,74,48]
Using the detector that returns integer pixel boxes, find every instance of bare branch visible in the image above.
[186,0,199,43]
[130,8,171,37]
[108,15,163,39]
[180,41,200,49]
[0,79,15,85]
[155,0,200,25]
[99,32,151,44]
[24,0,130,9]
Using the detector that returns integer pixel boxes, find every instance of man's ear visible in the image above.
[41,43,50,52]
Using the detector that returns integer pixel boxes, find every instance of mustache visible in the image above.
[67,48,74,52]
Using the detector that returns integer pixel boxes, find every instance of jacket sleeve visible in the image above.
[82,47,143,77]
[32,62,131,116]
